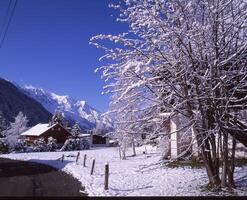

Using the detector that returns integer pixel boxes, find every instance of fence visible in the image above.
[58,151,109,190]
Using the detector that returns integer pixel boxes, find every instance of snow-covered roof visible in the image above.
[78,133,91,137]
[109,139,118,143]
[21,123,57,136]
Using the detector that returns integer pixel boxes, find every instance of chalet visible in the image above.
[91,133,111,147]
[21,123,71,145]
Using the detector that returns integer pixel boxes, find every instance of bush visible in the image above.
[33,137,47,152]
[47,137,58,152]
[60,137,90,151]
[0,138,9,153]
[14,139,28,153]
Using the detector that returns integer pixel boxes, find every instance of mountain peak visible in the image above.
[22,85,111,130]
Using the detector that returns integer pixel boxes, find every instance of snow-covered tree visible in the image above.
[0,138,9,154]
[60,137,90,151]
[51,109,65,125]
[0,111,7,137]
[60,137,76,151]
[5,112,29,148]
[47,137,58,152]
[91,0,247,190]
[82,138,90,149]
[14,139,28,153]
[33,137,47,152]
[71,122,81,138]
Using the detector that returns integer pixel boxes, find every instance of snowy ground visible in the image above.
[1,146,247,196]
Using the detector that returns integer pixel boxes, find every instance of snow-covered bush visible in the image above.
[60,137,90,151]
[14,139,28,153]
[47,137,58,152]
[60,137,74,151]
[33,137,47,152]
[0,138,9,154]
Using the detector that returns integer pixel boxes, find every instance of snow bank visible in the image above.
[1,146,246,196]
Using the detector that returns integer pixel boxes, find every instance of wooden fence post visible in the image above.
[90,159,95,175]
[83,154,87,167]
[61,154,64,162]
[76,152,80,164]
[104,163,109,190]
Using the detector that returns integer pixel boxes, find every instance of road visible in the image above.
[0,158,87,197]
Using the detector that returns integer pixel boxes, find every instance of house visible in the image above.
[21,123,72,145]
[91,133,111,147]
[160,112,247,159]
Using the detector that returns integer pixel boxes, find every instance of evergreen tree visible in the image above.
[33,137,47,152]
[47,137,58,152]
[60,136,75,151]
[14,139,28,153]
[60,137,90,151]
[71,122,81,138]
[0,138,9,153]
[51,110,64,125]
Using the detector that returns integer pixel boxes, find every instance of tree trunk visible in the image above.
[132,136,136,156]
[122,142,126,160]
[221,132,228,188]
[119,146,122,159]
[228,136,236,189]
[122,149,126,159]
[193,126,221,187]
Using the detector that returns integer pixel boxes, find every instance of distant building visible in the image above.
[91,134,109,146]
[21,123,72,145]
[160,112,247,159]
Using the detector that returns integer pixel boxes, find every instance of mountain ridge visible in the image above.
[22,85,112,130]
[0,78,52,127]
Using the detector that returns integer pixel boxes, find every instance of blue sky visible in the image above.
[0,0,128,112]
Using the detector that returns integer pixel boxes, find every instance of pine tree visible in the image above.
[51,110,64,125]
[0,138,9,153]
[47,137,58,152]
[14,139,28,153]
[71,122,81,138]
[33,137,47,152]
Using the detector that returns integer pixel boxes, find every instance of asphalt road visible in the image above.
[0,158,87,197]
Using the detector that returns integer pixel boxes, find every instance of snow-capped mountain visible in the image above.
[0,78,52,127]
[22,85,112,130]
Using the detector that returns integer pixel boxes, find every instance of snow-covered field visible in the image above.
[1,146,247,196]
